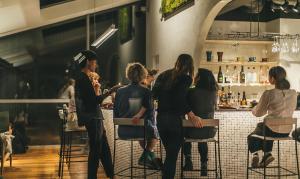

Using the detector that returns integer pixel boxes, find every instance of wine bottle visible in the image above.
[218,66,223,83]
[240,91,247,106]
[240,66,245,84]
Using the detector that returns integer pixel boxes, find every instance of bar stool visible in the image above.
[113,118,162,178]
[58,108,88,179]
[181,119,222,179]
[246,117,300,179]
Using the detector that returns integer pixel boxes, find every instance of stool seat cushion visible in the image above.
[251,134,292,141]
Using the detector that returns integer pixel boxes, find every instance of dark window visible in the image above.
[40,0,74,9]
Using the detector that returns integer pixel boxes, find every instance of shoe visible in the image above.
[183,157,193,171]
[251,154,259,168]
[148,152,162,170]
[201,162,208,176]
[259,153,274,167]
[138,151,155,168]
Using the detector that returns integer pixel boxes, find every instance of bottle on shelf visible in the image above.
[218,66,224,83]
[232,66,239,83]
[246,67,251,84]
[227,86,232,104]
[240,91,248,106]
[219,87,226,105]
[259,66,265,84]
[224,65,231,83]
[252,67,257,83]
[240,66,246,84]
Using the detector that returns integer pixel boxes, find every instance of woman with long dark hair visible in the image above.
[183,68,218,176]
[152,54,203,178]
[248,66,297,168]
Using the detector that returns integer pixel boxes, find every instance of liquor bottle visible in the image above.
[227,86,232,104]
[232,66,239,83]
[224,65,231,83]
[218,66,223,83]
[219,87,225,105]
[246,67,251,83]
[240,66,246,84]
[259,66,267,84]
[240,91,247,106]
[252,67,257,83]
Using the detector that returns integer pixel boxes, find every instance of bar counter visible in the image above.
[102,109,300,178]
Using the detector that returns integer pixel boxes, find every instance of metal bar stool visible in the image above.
[181,119,222,179]
[113,118,161,178]
[57,108,88,179]
[246,117,300,179]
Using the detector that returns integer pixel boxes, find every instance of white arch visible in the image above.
[194,0,232,68]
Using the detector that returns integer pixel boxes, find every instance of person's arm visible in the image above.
[252,90,269,117]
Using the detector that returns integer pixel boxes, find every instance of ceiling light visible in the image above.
[91,24,118,48]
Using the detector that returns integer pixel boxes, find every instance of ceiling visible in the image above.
[0,0,140,67]
[216,0,300,22]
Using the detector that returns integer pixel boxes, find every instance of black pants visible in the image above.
[183,142,208,163]
[85,118,113,179]
[157,113,183,179]
[247,122,289,153]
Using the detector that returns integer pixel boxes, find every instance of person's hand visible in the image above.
[132,115,141,125]
[187,112,203,128]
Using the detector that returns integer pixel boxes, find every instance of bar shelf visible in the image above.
[217,83,272,87]
[200,61,278,66]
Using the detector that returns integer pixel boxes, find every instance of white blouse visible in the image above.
[252,88,297,133]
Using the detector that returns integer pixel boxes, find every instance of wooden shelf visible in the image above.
[200,61,278,66]
[205,39,273,45]
[218,83,272,87]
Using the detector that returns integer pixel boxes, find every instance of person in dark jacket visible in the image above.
[74,50,120,179]
[183,68,218,176]
[152,54,203,178]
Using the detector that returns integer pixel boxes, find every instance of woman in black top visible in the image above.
[152,54,203,178]
[183,68,218,176]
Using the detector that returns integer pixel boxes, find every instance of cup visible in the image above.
[206,51,212,62]
[217,52,223,62]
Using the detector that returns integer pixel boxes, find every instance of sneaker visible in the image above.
[183,157,193,171]
[148,152,162,170]
[259,153,275,167]
[201,162,208,176]
[251,154,259,168]
[138,151,155,168]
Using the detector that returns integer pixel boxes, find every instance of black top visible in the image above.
[187,88,217,119]
[152,69,192,116]
[114,83,154,123]
[75,72,109,125]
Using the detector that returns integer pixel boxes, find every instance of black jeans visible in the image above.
[85,118,113,179]
[248,122,289,153]
[183,127,217,163]
[183,143,208,163]
[157,113,183,179]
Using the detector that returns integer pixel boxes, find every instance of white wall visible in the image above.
[146,0,230,71]
[279,19,300,91]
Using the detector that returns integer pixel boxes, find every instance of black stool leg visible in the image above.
[295,138,300,179]
[218,141,222,179]
[263,140,266,179]
[58,129,64,177]
[9,154,12,167]
[1,142,4,175]
[277,141,280,179]
[68,132,73,168]
[180,141,184,179]
[131,141,133,179]
[214,141,218,178]
[113,138,116,177]
[246,147,249,179]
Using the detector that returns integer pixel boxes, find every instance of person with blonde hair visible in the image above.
[114,62,160,169]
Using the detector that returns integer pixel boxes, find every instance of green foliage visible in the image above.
[161,0,191,15]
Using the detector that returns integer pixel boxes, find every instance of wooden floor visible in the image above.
[1,145,109,179]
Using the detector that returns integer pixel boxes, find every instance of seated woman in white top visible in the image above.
[248,66,297,168]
